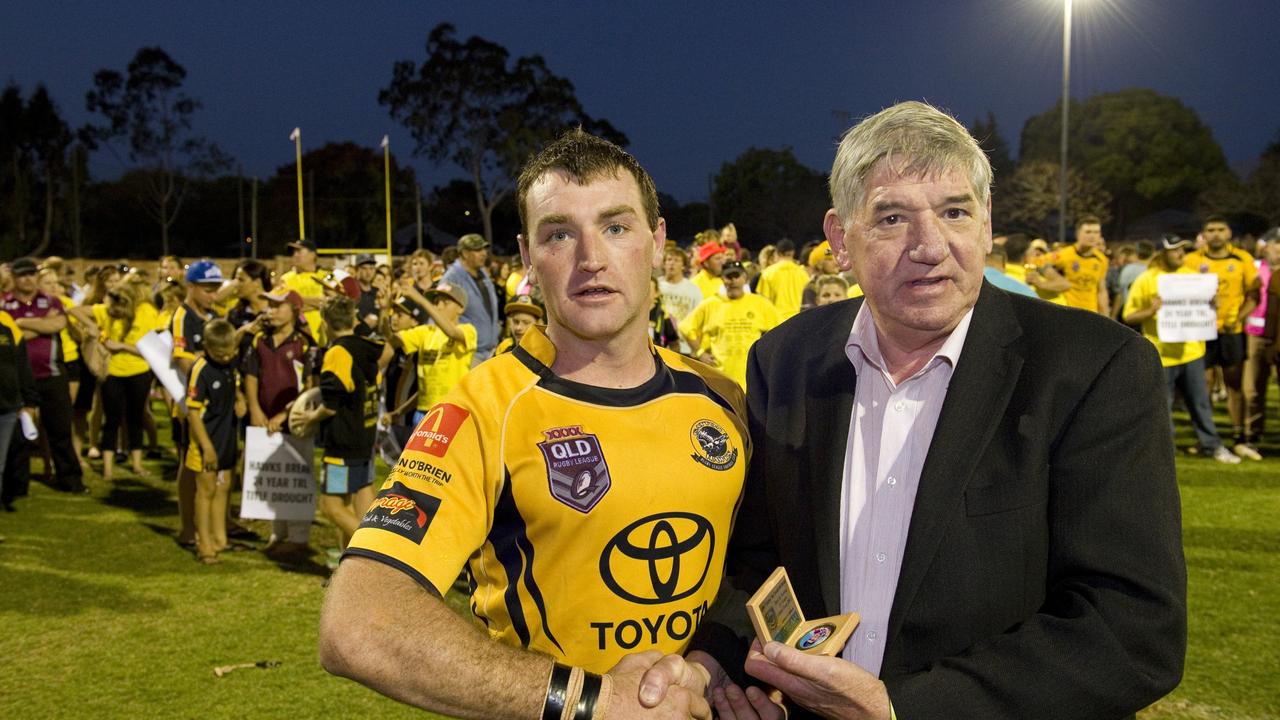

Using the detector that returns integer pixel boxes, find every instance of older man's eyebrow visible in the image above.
[941,193,976,206]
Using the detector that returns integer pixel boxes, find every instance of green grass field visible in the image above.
[0,396,1276,719]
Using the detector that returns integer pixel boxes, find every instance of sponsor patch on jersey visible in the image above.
[405,402,471,457]
[689,419,738,471]
[539,425,612,513]
[1071,261,1080,273]
[600,512,715,604]
[359,481,441,543]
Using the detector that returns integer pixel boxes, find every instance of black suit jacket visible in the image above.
[695,283,1186,719]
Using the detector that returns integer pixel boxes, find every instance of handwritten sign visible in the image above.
[240,426,316,521]
[1156,274,1219,343]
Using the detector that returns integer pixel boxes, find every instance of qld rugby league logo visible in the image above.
[689,419,737,471]
[539,425,612,513]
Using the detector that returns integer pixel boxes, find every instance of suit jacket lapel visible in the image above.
[885,284,1024,645]
[805,300,861,617]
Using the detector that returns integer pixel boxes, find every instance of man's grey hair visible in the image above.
[829,101,993,222]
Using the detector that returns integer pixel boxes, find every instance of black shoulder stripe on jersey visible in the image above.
[491,473,564,653]
[340,548,442,597]
[669,366,737,417]
[513,345,676,407]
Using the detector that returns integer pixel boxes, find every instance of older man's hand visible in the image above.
[744,640,890,720]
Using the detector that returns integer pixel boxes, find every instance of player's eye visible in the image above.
[943,208,970,220]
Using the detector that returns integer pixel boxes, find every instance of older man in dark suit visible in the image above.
[642,101,1185,720]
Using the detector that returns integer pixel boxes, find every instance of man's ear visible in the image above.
[651,218,668,270]
[823,209,853,272]
[517,234,536,285]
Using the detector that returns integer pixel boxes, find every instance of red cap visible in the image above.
[696,242,728,264]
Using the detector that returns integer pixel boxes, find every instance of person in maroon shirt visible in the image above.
[1,257,85,497]
[244,289,316,558]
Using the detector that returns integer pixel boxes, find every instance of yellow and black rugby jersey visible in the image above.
[1049,245,1107,312]
[345,325,749,673]
[1184,247,1259,333]
[319,334,383,461]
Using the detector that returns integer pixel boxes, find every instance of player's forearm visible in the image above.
[319,557,551,720]
[188,413,212,447]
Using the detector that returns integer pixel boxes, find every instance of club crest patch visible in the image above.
[690,419,737,471]
[359,481,442,543]
[539,425,612,513]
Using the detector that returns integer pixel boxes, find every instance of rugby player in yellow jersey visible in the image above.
[1047,215,1110,314]
[1183,215,1263,458]
[322,129,741,719]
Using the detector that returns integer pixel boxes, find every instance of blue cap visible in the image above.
[185,260,224,285]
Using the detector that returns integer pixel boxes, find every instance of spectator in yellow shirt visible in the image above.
[756,238,810,319]
[679,260,780,387]
[281,238,327,338]
[1123,235,1239,464]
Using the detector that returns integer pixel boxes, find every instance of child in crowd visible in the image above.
[494,293,542,354]
[185,319,243,565]
[297,296,387,552]
[387,282,475,423]
[813,274,850,307]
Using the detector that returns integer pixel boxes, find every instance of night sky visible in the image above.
[3,0,1278,204]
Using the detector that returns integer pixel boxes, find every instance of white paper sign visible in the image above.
[1156,274,1219,343]
[136,330,187,407]
[240,426,317,521]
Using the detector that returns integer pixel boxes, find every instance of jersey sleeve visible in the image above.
[320,345,355,409]
[345,396,497,595]
[171,307,196,361]
[1243,255,1260,289]
[241,335,262,377]
[186,361,209,412]
[1122,272,1155,317]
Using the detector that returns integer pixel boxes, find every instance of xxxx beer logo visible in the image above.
[359,481,442,543]
[405,403,470,458]
[539,425,612,513]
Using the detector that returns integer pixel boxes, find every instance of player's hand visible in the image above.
[745,639,889,720]
[698,352,718,367]
[606,650,711,719]
[266,413,286,434]
[1150,296,1163,312]
[249,409,269,428]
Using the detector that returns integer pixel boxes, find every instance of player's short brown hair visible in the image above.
[516,127,659,239]
[321,295,356,333]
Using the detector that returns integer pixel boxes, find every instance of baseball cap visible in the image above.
[322,269,361,299]
[289,238,317,252]
[425,281,467,308]
[389,296,417,316]
[185,260,224,285]
[808,241,833,268]
[1160,234,1191,251]
[355,253,376,266]
[504,294,543,319]
[10,257,38,276]
[696,242,728,264]
[261,289,304,315]
[458,234,489,252]
[721,260,746,277]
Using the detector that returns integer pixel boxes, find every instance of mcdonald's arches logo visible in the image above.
[405,403,471,458]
